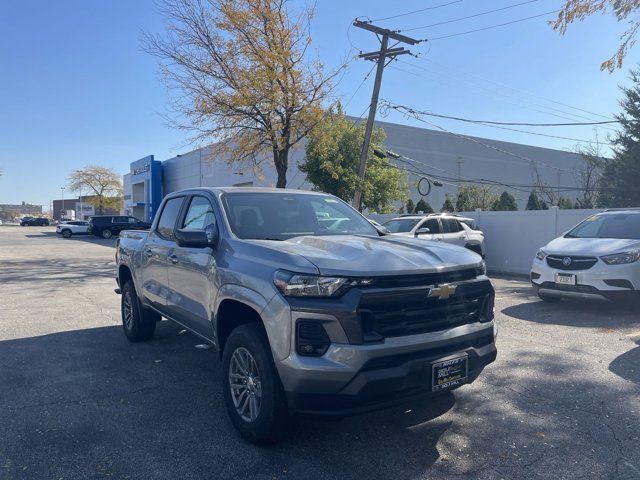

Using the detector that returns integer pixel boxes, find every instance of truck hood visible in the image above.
[544,236,640,255]
[257,234,482,277]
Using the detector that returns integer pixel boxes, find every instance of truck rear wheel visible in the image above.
[121,280,158,342]
[222,323,290,444]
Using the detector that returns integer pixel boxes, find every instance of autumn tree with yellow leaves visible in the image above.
[145,0,340,187]
[552,1,640,72]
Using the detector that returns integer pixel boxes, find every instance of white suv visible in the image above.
[383,214,485,257]
[531,210,640,303]
[56,221,90,238]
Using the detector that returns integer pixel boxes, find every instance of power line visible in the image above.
[467,122,615,147]
[427,9,560,41]
[382,102,574,173]
[344,63,376,108]
[382,102,619,126]
[401,0,540,32]
[422,58,615,120]
[371,0,464,22]
[393,59,618,128]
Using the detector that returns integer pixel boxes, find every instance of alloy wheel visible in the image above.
[123,291,133,329]
[229,347,262,422]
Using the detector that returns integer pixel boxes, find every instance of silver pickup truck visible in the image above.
[115,187,497,443]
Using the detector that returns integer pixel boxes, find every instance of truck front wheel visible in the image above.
[121,280,158,342]
[222,323,290,444]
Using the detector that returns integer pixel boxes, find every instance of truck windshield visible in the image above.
[566,213,640,239]
[222,192,378,240]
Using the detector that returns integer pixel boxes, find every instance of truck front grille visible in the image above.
[359,280,494,339]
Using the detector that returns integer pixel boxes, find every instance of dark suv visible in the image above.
[88,215,151,239]
[20,217,50,226]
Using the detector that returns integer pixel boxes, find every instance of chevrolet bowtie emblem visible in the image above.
[428,284,457,300]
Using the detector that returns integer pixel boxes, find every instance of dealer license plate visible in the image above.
[555,273,576,286]
[432,355,468,391]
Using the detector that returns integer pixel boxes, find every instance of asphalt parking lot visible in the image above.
[1,225,639,480]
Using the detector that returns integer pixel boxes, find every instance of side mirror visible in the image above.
[414,227,430,237]
[175,224,218,248]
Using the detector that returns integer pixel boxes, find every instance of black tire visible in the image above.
[121,280,158,342]
[537,290,561,302]
[101,229,113,239]
[61,229,72,238]
[222,323,290,444]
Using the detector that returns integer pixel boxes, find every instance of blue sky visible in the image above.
[0,0,635,209]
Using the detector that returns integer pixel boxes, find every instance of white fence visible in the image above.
[370,208,602,276]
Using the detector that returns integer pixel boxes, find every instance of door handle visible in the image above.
[168,254,179,264]
[144,249,153,258]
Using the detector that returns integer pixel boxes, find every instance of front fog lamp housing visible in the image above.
[601,250,640,265]
[296,321,330,356]
[535,249,547,261]
[274,270,373,297]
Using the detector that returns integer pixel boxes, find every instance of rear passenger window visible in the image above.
[156,198,184,240]
[442,218,462,233]
[421,218,441,233]
[182,196,216,230]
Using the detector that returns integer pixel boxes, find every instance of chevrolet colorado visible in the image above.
[115,187,497,443]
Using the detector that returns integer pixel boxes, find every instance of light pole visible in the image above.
[78,185,83,221]
[60,187,65,220]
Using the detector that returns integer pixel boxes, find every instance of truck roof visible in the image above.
[174,186,324,195]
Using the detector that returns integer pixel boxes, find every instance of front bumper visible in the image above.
[281,323,496,415]
[530,256,640,300]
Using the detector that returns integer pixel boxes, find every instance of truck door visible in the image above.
[165,195,218,338]
[139,196,185,313]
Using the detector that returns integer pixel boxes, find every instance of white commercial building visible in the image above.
[123,118,587,220]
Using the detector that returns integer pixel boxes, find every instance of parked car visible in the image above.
[116,187,496,443]
[56,221,91,238]
[383,214,485,257]
[20,217,49,226]
[531,209,640,303]
[88,215,151,239]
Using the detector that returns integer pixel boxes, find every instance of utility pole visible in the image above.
[352,20,420,211]
[60,187,65,220]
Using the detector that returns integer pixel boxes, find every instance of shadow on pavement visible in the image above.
[0,323,454,480]
[501,297,638,329]
[610,339,640,385]
[0,258,115,283]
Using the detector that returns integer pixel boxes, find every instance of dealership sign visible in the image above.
[132,164,150,175]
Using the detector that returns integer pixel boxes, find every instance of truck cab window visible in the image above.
[156,197,184,240]
[182,196,216,230]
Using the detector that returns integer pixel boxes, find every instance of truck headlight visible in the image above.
[535,249,547,261]
[274,270,372,297]
[601,250,640,265]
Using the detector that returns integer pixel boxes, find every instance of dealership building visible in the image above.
[123,119,587,221]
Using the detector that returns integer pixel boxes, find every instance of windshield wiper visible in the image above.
[564,233,577,238]
[252,237,284,241]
